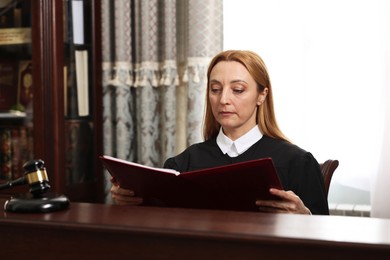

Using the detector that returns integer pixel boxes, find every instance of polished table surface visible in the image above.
[1,198,390,259]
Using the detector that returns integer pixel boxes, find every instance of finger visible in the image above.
[110,177,118,185]
[111,185,135,196]
[256,197,297,212]
[113,196,143,205]
[111,190,143,204]
[256,196,310,214]
[112,194,143,203]
[270,188,299,201]
[256,199,285,209]
[258,205,285,213]
[269,188,289,198]
[256,196,292,213]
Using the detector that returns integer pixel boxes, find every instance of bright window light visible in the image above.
[224,0,387,205]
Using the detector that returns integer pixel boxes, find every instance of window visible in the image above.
[224,0,388,205]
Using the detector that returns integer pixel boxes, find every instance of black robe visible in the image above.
[164,135,329,215]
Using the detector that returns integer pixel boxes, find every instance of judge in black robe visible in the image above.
[111,50,330,216]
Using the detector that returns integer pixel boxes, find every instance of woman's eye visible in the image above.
[233,88,244,94]
[210,87,221,94]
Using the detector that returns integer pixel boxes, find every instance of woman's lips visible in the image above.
[219,111,234,116]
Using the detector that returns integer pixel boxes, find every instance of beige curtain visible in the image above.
[371,0,390,218]
[101,0,223,201]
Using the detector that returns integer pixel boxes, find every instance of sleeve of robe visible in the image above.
[283,152,329,215]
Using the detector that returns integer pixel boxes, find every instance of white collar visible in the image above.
[216,125,263,157]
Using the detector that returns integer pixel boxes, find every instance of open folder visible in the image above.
[100,155,283,212]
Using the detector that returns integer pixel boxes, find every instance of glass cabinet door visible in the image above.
[63,0,94,186]
[0,0,103,202]
[0,1,33,183]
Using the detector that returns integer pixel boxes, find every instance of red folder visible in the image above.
[100,155,283,212]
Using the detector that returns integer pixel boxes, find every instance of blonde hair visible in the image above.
[203,50,290,142]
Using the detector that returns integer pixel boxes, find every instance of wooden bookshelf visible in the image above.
[0,0,103,202]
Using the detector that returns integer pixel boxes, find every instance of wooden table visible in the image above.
[1,199,390,259]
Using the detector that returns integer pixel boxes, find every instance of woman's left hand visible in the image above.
[255,188,311,215]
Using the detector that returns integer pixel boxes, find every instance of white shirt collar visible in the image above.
[216,125,263,157]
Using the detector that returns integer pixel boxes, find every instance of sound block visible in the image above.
[4,193,70,213]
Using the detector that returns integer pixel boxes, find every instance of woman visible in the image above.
[112,50,329,215]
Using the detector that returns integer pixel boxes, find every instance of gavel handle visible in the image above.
[0,177,27,190]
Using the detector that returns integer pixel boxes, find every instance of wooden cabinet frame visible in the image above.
[31,0,103,202]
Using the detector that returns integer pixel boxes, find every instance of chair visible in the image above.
[319,159,339,197]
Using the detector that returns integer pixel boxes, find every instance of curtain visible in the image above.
[101,0,223,201]
[370,0,390,218]
[371,94,390,218]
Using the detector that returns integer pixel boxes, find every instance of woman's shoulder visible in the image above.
[181,138,219,155]
[261,135,307,154]
[260,135,317,164]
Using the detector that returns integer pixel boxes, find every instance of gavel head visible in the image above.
[23,159,51,197]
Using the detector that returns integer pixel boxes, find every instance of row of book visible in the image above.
[1,2,37,182]
[0,0,31,29]
[0,0,91,118]
[64,119,94,185]
[0,126,33,181]
[63,0,91,118]
[0,0,32,59]
[0,60,32,112]
[0,119,94,184]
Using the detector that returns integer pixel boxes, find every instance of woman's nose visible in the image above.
[220,89,231,104]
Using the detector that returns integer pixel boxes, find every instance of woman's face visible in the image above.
[208,61,267,140]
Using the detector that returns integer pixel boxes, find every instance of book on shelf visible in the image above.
[63,66,68,115]
[64,61,78,117]
[71,0,85,45]
[0,60,33,113]
[0,0,31,29]
[64,47,90,117]
[0,28,31,45]
[0,126,33,181]
[65,119,93,185]
[63,0,70,45]
[17,60,33,110]
[63,0,90,117]
[0,60,18,111]
[75,49,89,116]
[100,155,284,212]
[64,0,90,45]
[0,129,12,180]
[10,128,21,179]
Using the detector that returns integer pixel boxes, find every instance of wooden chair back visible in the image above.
[319,159,339,197]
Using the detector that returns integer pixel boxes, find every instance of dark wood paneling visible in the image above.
[28,0,103,201]
[31,0,65,193]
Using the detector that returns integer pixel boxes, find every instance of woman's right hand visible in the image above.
[110,177,143,205]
